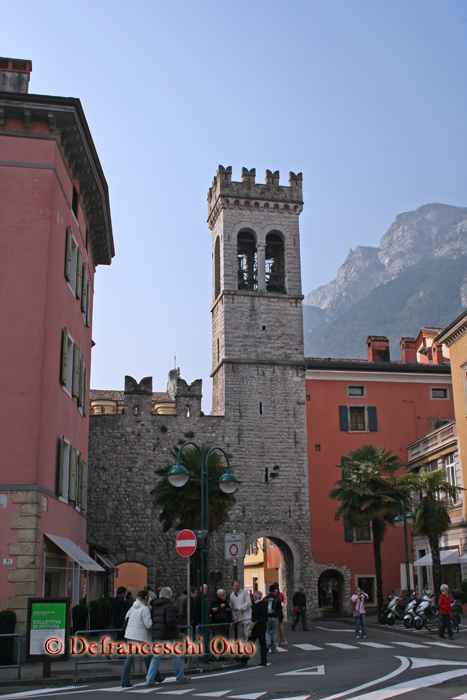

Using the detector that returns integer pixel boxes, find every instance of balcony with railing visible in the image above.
[407,420,456,464]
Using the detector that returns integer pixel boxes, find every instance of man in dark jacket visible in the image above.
[264,584,281,652]
[210,588,232,641]
[249,591,268,666]
[111,587,127,639]
[146,587,187,685]
[291,586,308,631]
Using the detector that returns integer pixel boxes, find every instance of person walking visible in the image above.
[111,587,128,639]
[351,586,369,639]
[249,591,268,666]
[264,584,281,652]
[273,583,287,646]
[291,586,308,631]
[120,590,153,688]
[230,580,252,642]
[439,584,454,640]
[146,586,187,685]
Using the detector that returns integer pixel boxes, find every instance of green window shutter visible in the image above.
[80,460,87,511]
[69,446,77,501]
[60,328,68,385]
[83,367,88,416]
[76,454,81,508]
[76,248,82,299]
[58,436,65,496]
[344,518,354,542]
[81,264,87,312]
[368,406,378,431]
[78,355,84,407]
[72,344,80,398]
[339,406,349,431]
[85,281,91,327]
[65,227,73,281]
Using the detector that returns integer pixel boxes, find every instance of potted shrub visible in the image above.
[72,604,89,634]
[0,610,16,666]
[89,599,103,630]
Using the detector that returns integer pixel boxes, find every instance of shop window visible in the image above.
[356,576,376,605]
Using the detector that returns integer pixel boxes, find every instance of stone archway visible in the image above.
[243,530,300,618]
[315,564,352,617]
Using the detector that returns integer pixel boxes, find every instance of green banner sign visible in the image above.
[29,601,67,656]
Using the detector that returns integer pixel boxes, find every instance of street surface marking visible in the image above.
[193,692,232,697]
[267,697,310,700]
[425,641,465,648]
[275,646,288,652]
[192,665,264,680]
[453,693,467,699]
[293,643,323,650]
[276,665,325,676]
[326,643,359,649]
[228,694,266,699]
[342,667,467,700]
[358,642,393,649]
[156,691,196,696]
[0,690,87,699]
[316,626,354,633]
[409,657,467,669]
[131,689,169,694]
[391,641,426,648]
[309,656,411,700]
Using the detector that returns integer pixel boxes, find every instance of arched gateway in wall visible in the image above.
[87,168,318,616]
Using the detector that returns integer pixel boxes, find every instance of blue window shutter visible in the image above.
[341,456,349,479]
[368,406,378,431]
[339,406,349,431]
[344,518,354,542]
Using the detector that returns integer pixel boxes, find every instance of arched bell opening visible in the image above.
[265,232,285,293]
[237,230,258,291]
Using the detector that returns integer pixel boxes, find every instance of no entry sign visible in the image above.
[175,529,197,558]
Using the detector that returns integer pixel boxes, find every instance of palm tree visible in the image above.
[152,445,237,532]
[397,469,460,596]
[329,444,404,613]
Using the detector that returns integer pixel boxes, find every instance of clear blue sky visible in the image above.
[3,0,466,413]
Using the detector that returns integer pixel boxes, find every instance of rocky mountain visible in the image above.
[303,204,467,359]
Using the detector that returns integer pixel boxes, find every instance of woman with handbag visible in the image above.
[120,590,154,688]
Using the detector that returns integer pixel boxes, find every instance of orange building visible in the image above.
[305,334,454,616]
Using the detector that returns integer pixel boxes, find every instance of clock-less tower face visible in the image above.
[207,166,314,605]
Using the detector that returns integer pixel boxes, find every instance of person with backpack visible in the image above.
[291,586,308,631]
[264,584,281,652]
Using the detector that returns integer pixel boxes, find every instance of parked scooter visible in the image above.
[379,590,393,625]
[451,589,463,632]
[403,592,419,628]
[386,593,408,626]
[413,590,435,630]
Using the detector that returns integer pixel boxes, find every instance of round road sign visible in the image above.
[175,529,197,558]
[229,543,239,557]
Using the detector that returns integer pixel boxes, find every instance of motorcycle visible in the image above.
[450,589,463,632]
[413,590,436,630]
[403,592,419,629]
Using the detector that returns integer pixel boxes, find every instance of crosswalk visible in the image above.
[275,641,466,652]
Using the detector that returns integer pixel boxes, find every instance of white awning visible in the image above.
[95,552,115,569]
[413,550,459,567]
[45,534,104,572]
[458,552,467,563]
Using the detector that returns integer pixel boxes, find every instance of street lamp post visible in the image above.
[168,441,238,656]
[394,497,415,597]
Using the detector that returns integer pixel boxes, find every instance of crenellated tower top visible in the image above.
[207,165,303,229]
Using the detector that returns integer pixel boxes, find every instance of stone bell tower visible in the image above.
[207,166,314,607]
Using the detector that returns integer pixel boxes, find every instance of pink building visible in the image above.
[0,58,114,633]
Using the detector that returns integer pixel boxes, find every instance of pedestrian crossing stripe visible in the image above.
[453,693,467,699]
[193,692,232,697]
[156,690,196,696]
[392,641,426,648]
[358,642,393,649]
[326,643,358,649]
[275,646,288,652]
[228,693,267,699]
[276,665,325,676]
[425,641,465,649]
[293,643,323,651]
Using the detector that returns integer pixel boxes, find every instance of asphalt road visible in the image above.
[1,621,467,700]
